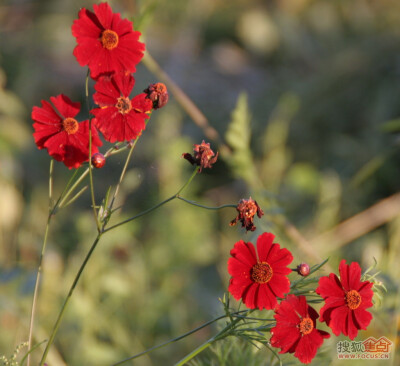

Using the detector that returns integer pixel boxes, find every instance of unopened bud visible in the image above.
[91,152,106,168]
[296,263,310,276]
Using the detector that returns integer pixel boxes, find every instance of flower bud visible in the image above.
[296,263,310,276]
[91,152,106,168]
[144,82,169,109]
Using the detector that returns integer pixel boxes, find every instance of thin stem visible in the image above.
[39,233,103,366]
[85,70,100,232]
[108,139,137,211]
[27,160,53,366]
[174,339,214,366]
[111,314,229,366]
[57,169,88,209]
[176,196,236,210]
[103,168,198,234]
[174,309,252,365]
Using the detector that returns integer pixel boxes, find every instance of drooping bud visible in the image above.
[230,197,264,232]
[182,140,218,172]
[91,152,106,168]
[296,263,310,276]
[144,82,169,109]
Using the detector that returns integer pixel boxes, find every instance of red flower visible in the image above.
[91,73,153,142]
[32,94,102,169]
[72,3,145,79]
[316,260,373,340]
[229,197,264,232]
[227,232,293,310]
[271,294,330,364]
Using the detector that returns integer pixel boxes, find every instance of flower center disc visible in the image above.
[101,29,119,50]
[251,262,273,283]
[299,317,314,335]
[62,117,79,134]
[116,97,132,114]
[346,290,362,310]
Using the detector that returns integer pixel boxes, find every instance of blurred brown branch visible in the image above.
[311,192,400,250]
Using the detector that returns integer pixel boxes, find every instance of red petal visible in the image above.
[93,3,116,30]
[268,274,290,299]
[227,257,250,277]
[256,283,278,310]
[241,283,259,309]
[72,8,102,39]
[316,273,344,299]
[50,94,80,118]
[353,307,373,332]
[256,232,274,262]
[294,330,324,364]
[228,277,253,301]
[329,305,350,337]
[112,73,135,97]
[229,240,257,268]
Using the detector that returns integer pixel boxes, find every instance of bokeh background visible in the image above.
[1,0,400,365]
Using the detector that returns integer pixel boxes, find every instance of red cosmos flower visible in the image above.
[91,73,153,142]
[316,260,374,340]
[32,94,102,169]
[271,294,330,364]
[227,232,293,310]
[72,3,145,79]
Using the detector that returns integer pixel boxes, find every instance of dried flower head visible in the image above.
[144,82,169,109]
[182,140,218,172]
[230,197,264,232]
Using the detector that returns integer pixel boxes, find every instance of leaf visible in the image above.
[225,93,260,187]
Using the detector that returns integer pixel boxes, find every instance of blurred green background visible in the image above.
[1,0,400,365]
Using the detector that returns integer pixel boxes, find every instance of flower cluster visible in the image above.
[31,3,168,168]
[227,233,375,364]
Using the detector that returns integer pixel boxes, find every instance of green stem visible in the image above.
[39,233,103,366]
[108,139,137,212]
[176,196,236,210]
[86,70,101,232]
[103,167,198,234]
[27,160,54,366]
[174,309,252,365]
[174,339,214,366]
[111,313,230,366]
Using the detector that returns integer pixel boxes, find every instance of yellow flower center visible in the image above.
[116,97,132,114]
[251,262,273,284]
[299,317,314,335]
[101,29,119,50]
[346,290,362,310]
[62,117,79,134]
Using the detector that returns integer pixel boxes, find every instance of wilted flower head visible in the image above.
[182,140,218,172]
[230,197,264,232]
[144,82,169,109]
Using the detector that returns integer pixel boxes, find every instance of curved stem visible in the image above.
[174,339,214,366]
[85,70,100,232]
[111,313,229,366]
[27,160,54,366]
[176,196,236,210]
[39,233,103,366]
[108,139,137,212]
[103,168,198,234]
